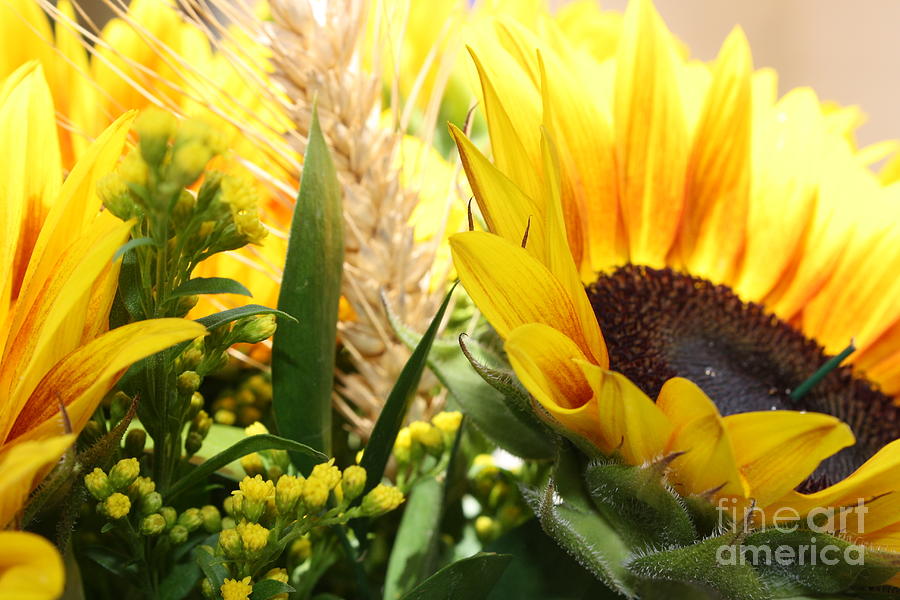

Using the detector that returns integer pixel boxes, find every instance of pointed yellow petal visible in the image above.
[449,123,546,254]
[450,231,606,365]
[657,378,746,498]
[724,411,854,507]
[774,439,900,536]
[614,0,688,268]
[0,531,64,600]
[577,360,672,464]
[679,27,752,284]
[505,323,604,447]
[0,435,73,527]
[8,319,205,445]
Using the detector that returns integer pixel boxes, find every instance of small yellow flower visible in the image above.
[244,421,269,437]
[263,568,289,599]
[393,427,412,463]
[108,458,140,491]
[409,421,443,455]
[309,460,341,491]
[220,576,253,600]
[218,528,242,559]
[431,411,463,435]
[236,520,269,556]
[240,453,266,478]
[238,475,274,502]
[275,475,304,516]
[102,493,131,520]
[361,484,405,517]
[301,477,329,513]
[220,174,267,245]
[340,466,367,502]
[84,468,113,501]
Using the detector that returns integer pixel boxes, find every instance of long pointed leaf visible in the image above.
[399,553,512,600]
[359,283,458,493]
[272,104,343,466]
[167,434,325,501]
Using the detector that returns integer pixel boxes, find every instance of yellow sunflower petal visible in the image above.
[7,319,206,445]
[0,531,64,600]
[614,0,688,268]
[657,378,746,498]
[450,231,607,366]
[505,323,603,447]
[679,26,752,284]
[724,411,854,507]
[576,360,672,464]
[0,435,73,527]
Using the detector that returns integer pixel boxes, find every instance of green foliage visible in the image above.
[272,104,344,465]
[398,553,512,600]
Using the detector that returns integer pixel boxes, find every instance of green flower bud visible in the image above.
[223,496,235,517]
[140,513,167,536]
[275,475,304,516]
[474,515,499,543]
[231,314,277,344]
[221,516,236,530]
[289,537,312,564]
[177,371,201,395]
[175,294,199,317]
[200,505,222,533]
[187,392,204,420]
[185,432,204,455]
[140,491,163,516]
[218,527,243,559]
[160,506,177,530]
[213,409,236,426]
[201,578,215,599]
[360,484,404,517]
[191,410,212,437]
[84,468,113,501]
[101,493,131,520]
[124,428,147,458]
[178,508,203,532]
[340,466,367,502]
[240,453,266,478]
[134,108,176,166]
[108,458,140,491]
[169,524,189,545]
[127,476,156,501]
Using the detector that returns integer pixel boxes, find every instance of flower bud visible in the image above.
[177,371,201,396]
[220,577,253,600]
[140,513,167,536]
[393,427,412,464]
[201,578,215,599]
[134,108,176,166]
[97,173,135,220]
[409,421,444,456]
[263,568,289,599]
[474,515,499,543]
[192,410,212,437]
[84,468,113,501]
[244,421,269,437]
[301,478,329,513]
[240,453,266,479]
[341,466,366,502]
[237,475,274,523]
[275,475,304,516]
[310,460,341,491]
[218,527,243,559]
[109,458,140,491]
[175,294,200,317]
[290,537,312,564]
[236,521,270,557]
[178,507,203,532]
[213,409,236,426]
[186,392,204,420]
[169,524,189,545]
[195,506,219,534]
[232,314,276,344]
[139,491,163,516]
[160,506,177,530]
[128,476,156,501]
[101,493,132,520]
[431,411,462,437]
[185,432,204,455]
[361,484,404,517]
[124,428,147,458]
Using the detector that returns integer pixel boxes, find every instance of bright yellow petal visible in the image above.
[657,378,746,498]
[0,531,64,600]
[614,0,688,268]
[7,319,206,445]
[679,27,751,284]
[724,411,854,507]
[450,231,607,365]
[577,360,672,464]
[0,435,73,527]
[505,323,604,447]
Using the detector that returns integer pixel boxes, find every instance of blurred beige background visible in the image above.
[603,0,900,146]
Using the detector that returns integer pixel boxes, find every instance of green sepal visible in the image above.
[743,529,899,593]
[585,458,696,548]
[682,493,729,538]
[527,443,638,597]
[626,533,770,600]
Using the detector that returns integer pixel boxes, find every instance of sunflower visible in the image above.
[450,0,900,562]
[0,63,203,599]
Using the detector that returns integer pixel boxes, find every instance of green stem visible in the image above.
[790,342,856,400]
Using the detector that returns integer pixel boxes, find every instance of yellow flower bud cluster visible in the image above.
[468,453,529,542]
[212,374,273,427]
[85,459,143,521]
[220,174,267,246]
[220,576,253,600]
[185,408,214,457]
[393,411,462,469]
[360,484,405,517]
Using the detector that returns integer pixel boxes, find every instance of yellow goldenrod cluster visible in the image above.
[212,374,274,427]
[468,454,529,544]
[220,576,253,600]
[392,411,463,489]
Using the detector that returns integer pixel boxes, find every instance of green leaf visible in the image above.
[385,302,553,459]
[194,304,296,330]
[272,103,343,465]
[384,476,446,599]
[251,579,296,599]
[399,553,512,600]
[113,236,155,262]
[171,277,252,298]
[360,283,458,494]
[158,561,201,600]
[167,434,325,501]
[194,545,228,594]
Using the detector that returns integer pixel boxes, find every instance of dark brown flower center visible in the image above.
[586,265,900,492]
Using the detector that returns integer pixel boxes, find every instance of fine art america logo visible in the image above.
[715,497,868,566]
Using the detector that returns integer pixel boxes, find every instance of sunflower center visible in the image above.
[586,265,900,492]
